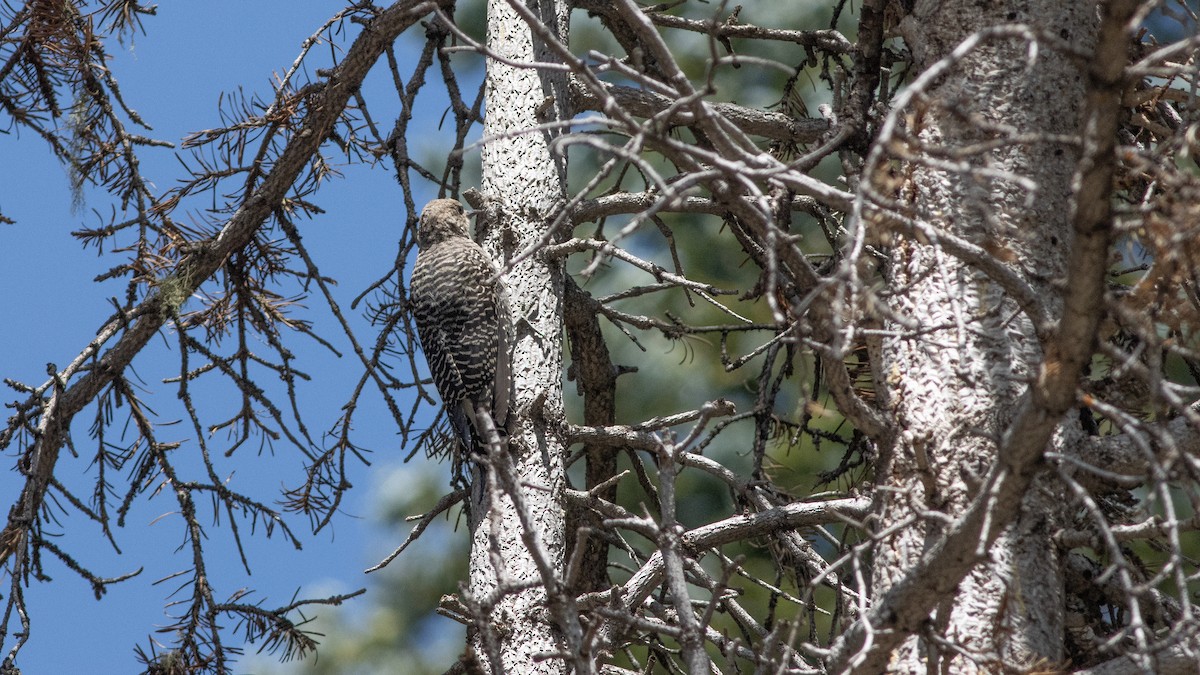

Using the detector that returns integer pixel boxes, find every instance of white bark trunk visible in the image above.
[469,0,570,672]
[874,1,1097,671]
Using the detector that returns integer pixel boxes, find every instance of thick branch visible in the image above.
[570,80,830,144]
[1075,638,1200,675]
[1071,413,1200,478]
[569,191,824,225]
[579,497,871,611]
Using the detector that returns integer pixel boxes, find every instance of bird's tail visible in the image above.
[449,399,507,459]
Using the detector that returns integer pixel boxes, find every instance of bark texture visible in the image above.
[873,1,1099,671]
[468,0,571,672]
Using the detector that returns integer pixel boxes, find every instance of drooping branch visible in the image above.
[0,0,448,569]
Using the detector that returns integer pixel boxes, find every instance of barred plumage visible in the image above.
[410,199,511,452]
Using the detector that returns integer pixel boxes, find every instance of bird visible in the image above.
[409,198,511,456]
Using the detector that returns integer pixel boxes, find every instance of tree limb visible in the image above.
[0,0,447,570]
[570,80,831,144]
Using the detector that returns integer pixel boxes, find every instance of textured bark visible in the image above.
[563,277,618,595]
[468,0,571,672]
[871,1,1099,671]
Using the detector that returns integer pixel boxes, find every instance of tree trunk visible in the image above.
[467,0,570,672]
[874,2,1097,671]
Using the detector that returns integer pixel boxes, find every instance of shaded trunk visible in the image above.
[873,1,1097,670]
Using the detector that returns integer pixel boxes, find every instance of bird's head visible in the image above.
[417,199,470,248]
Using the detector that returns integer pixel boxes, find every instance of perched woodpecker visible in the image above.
[409,199,511,453]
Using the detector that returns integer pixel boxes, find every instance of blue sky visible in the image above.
[1,3,469,672]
